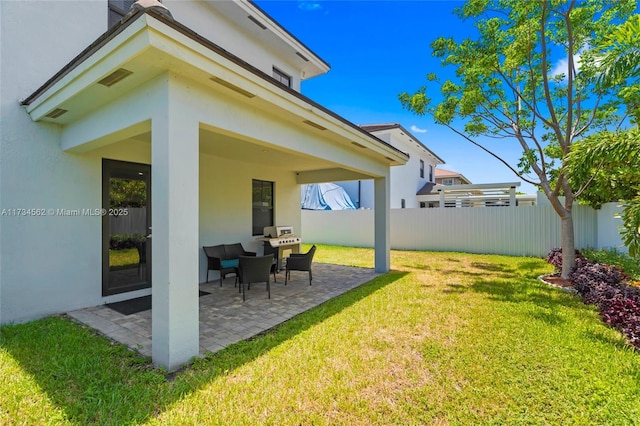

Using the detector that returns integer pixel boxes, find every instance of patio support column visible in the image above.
[439,190,445,208]
[151,81,199,371]
[374,174,390,273]
[509,186,516,207]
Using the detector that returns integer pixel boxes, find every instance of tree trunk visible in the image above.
[561,209,576,279]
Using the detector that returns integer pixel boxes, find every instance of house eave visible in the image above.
[22,9,407,165]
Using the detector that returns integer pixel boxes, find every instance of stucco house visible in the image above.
[0,0,408,369]
[434,168,472,186]
[417,168,536,208]
[336,123,444,209]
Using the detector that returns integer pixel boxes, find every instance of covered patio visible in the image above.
[21,6,406,370]
[68,263,380,358]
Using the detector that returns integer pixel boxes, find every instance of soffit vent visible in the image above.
[247,15,267,30]
[296,52,309,62]
[98,68,133,87]
[303,120,326,130]
[45,108,68,119]
[209,77,255,98]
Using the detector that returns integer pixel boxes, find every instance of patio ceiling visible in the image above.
[124,127,370,178]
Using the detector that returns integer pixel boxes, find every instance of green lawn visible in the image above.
[2,245,640,425]
[109,248,140,268]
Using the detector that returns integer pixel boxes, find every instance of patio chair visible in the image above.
[285,245,316,286]
[238,254,275,301]
[203,245,238,286]
[224,243,256,260]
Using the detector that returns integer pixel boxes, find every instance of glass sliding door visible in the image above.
[102,159,151,296]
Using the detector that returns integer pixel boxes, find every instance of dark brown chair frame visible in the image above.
[284,245,316,286]
[203,243,256,286]
[238,254,276,301]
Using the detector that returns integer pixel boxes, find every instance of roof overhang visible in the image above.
[225,0,331,79]
[435,182,520,192]
[22,9,408,167]
[361,123,445,165]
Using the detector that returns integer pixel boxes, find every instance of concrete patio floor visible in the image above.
[68,263,380,358]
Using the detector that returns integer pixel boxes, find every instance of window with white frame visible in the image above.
[420,160,424,178]
[442,178,454,185]
[429,165,433,182]
[272,67,292,88]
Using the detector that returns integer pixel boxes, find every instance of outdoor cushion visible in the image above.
[221,259,239,268]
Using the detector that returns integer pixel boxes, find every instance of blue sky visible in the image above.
[254,0,539,193]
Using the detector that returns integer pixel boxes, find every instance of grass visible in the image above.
[2,245,640,424]
[109,248,140,268]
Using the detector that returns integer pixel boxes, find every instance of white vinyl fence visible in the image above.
[301,202,626,258]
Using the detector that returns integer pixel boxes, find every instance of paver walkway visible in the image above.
[68,263,380,358]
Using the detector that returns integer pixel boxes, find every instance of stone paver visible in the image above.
[68,263,379,358]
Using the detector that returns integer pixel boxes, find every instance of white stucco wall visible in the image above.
[165,0,303,91]
[335,129,440,209]
[199,152,301,282]
[385,131,437,209]
[0,1,107,324]
[0,2,308,323]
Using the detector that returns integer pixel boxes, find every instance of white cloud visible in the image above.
[551,53,584,81]
[298,1,323,11]
[410,125,427,134]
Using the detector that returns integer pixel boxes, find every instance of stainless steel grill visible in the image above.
[262,226,301,271]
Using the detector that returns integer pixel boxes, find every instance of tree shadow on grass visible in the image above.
[517,260,548,279]
[469,277,592,326]
[470,261,514,273]
[442,284,468,293]
[1,270,407,425]
[581,327,635,352]
[471,277,584,305]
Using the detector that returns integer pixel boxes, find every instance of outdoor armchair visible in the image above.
[203,243,257,286]
[225,243,256,260]
[284,245,316,286]
[203,245,233,286]
[238,254,275,301]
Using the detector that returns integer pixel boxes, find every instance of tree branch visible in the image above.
[442,123,540,186]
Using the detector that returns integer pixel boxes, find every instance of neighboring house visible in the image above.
[0,0,408,369]
[335,123,445,209]
[417,168,535,208]
[435,168,472,186]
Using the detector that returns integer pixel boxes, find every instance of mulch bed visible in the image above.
[539,274,577,293]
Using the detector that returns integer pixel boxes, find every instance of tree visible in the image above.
[399,0,637,278]
[565,15,640,257]
[567,129,640,256]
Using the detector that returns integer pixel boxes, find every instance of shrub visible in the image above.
[567,255,640,350]
[109,233,146,250]
[581,247,640,280]
[570,258,630,289]
[545,247,584,270]
[601,296,640,347]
